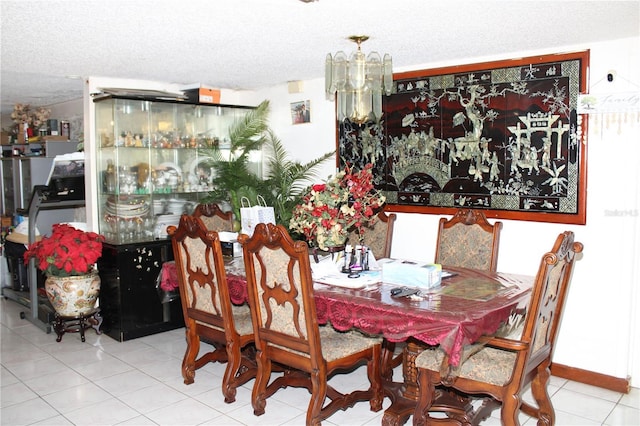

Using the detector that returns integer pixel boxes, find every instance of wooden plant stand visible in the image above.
[52,308,103,342]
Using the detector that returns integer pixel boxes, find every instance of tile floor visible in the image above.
[1,297,639,426]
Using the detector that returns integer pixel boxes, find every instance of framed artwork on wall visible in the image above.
[291,100,311,124]
[338,51,589,224]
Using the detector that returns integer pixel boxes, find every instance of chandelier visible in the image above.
[325,35,393,124]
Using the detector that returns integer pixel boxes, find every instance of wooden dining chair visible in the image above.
[238,223,384,425]
[413,231,583,426]
[435,208,503,272]
[383,209,503,381]
[168,215,255,403]
[192,202,235,232]
[348,210,397,260]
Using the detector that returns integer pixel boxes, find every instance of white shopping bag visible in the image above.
[240,195,275,236]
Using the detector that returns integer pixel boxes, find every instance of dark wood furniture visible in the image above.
[168,215,255,403]
[313,267,532,426]
[52,308,102,342]
[435,208,503,272]
[348,210,397,260]
[158,253,534,425]
[192,203,234,232]
[414,231,583,426]
[239,223,384,425]
[386,208,503,383]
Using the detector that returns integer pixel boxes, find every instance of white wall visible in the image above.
[32,36,640,386]
[252,36,640,386]
[239,79,339,181]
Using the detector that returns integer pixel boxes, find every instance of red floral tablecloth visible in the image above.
[160,260,248,303]
[160,261,532,366]
[312,268,532,366]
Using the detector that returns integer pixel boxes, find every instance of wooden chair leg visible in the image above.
[414,368,434,425]
[368,344,384,411]
[222,344,241,403]
[530,362,555,426]
[252,351,271,416]
[382,339,404,381]
[182,323,199,384]
[307,369,327,426]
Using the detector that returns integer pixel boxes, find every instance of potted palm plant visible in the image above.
[200,100,334,231]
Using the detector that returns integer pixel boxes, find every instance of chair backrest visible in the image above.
[239,223,323,368]
[521,231,583,369]
[193,203,234,232]
[168,215,239,338]
[348,210,397,259]
[434,208,502,272]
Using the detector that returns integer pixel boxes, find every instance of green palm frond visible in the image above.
[262,131,334,225]
[198,99,335,230]
[227,100,270,159]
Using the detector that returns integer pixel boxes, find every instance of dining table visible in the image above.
[159,258,533,425]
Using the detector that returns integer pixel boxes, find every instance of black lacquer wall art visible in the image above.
[338,51,589,224]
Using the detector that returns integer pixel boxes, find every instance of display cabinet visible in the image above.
[93,96,255,244]
[92,95,256,340]
[97,240,181,341]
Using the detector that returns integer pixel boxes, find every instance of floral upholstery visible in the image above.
[435,209,502,272]
[239,223,384,424]
[416,344,517,386]
[437,222,495,270]
[251,246,309,339]
[169,215,255,404]
[414,231,583,425]
[348,211,396,260]
[193,203,234,232]
[195,304,252,336]
[319,326,381,362]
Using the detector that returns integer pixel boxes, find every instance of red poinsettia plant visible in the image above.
[289,163,385,250]
[24,224,105,277]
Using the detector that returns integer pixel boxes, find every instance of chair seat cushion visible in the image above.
[320,326,382,362]
[415,344,517,386]
[196,304,253,337]
[231,304,254,336]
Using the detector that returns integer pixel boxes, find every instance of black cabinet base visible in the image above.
[98,240,185,342]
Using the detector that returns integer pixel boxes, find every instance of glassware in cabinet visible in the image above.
[94,96,254,244]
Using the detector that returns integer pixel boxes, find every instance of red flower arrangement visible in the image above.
[289,163,385,250]
[24,224,105,277]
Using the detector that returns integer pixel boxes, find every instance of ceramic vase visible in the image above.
[45,272,101,317]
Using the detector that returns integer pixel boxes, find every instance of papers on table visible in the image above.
[314,270,382,289]
[311,252,381,289]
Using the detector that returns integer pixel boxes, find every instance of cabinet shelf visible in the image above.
[93,96,256,245]
[91,95,257,341]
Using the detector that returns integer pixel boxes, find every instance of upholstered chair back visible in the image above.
[348,210,397,259]
[414,231,583,425]
[239,223,384,424]
[193,203,234,232]
[435,208,502,272]
[168,215,254,403]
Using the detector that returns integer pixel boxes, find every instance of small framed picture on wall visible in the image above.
[291,100,311,124]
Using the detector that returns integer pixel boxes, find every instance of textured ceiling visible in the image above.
[1,0,639,116]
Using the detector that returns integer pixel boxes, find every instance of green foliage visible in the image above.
[199,99,334,229]
[200,100,271,219]
[261,130,334,227]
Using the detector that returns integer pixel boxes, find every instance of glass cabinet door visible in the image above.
[95,97,253,244]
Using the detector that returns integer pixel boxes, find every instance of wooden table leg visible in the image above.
[382,339,423,426]
[382,339,474,425]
